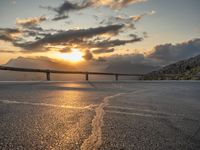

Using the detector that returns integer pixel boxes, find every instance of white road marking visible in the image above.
[106,110,183,119]
[106,106,184,117]
[0,99,96,110]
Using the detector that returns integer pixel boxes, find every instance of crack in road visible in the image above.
[80,93,126,150]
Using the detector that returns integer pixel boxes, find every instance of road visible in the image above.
[0,81,200,150]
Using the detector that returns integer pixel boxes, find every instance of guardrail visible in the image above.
[0,66,144,81]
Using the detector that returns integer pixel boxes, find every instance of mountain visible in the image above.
[0,57,79,81]
[105,62,159,74]
[2,54,200,81]
[143,54,200,80]
[5,57,76,70]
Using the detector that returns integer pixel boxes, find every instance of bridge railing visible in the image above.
[0,66,144,81]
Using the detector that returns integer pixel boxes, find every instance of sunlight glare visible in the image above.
[56,48,84,62]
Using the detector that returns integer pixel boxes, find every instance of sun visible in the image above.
[56,48,84,62]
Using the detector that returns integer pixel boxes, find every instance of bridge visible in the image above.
[0,66,144,81]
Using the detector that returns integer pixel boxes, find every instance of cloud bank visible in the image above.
[14,24,125,50]
[150,38,200,63]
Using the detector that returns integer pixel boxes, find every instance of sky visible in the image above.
[0,0,200,73]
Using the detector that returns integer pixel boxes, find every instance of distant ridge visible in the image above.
[5,56,77,70]
[143,54,200,80]
[0,57,78,81]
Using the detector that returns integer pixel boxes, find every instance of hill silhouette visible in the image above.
[143,54,200,80]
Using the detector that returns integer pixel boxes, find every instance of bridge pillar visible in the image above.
[46,72,51,81]
[86,73,89,81]
[115,74,119,81]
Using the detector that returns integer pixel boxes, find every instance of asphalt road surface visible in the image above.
[0,81,199,150]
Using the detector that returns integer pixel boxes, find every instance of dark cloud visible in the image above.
[54,1,80,14]
[100,16,136,29]
[0,20,51,45]
[48,0,147,14]
[43,0,147,20]
[26,26,44,31]
[100,11,155,29]
[15,24,124,50]
[0,28,21,42]
[150,38,200,63]
[59,48,72,53]
[22,28,53,41]
[97,57,107,62]
[0,34,14,42]
[90,36,143,48]
[83,50,93,60]
[0,28,20,34]
[0,50,18,53]
[92,48,114,54]
[99,38,200,73]
[55,1,92,15]
[104,54,159,74]
[42,0,92,20]
[0,25,143,56]
[52,15,69,21]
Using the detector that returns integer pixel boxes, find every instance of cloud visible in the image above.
[103,53,159,74]
[0,26,54,46]
[0,28,21,42]
[43,0,147,20]
[101,10,155,28]
[0,34,14,42]
[83,50,93,60]
[99,10,155,30]
[42,0,92,18]
[55,1,92,14]
[99,38,200,73]
[0,24,144,57]
[93,0,147,9]
[15,24,124,50]
[59,48,72,53]
[0,50,18,53]
[0,28,20,34]
[16,16,47,27]
[52,15,69,21]
[150,38,200,63]
[97,57,107,62]
[91,36,143,48]
[92,48,114,54]
[1,24,141,55]
[100,16,135,29]
[130,10,156,22]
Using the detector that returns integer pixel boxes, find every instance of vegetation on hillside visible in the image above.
[142,55,200,80]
